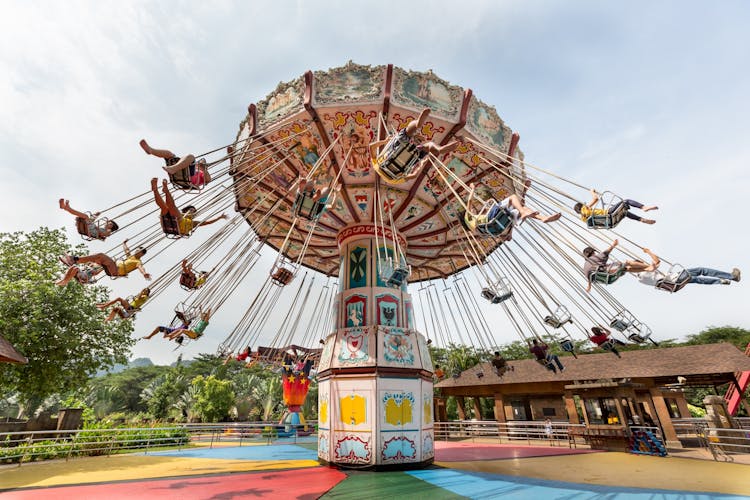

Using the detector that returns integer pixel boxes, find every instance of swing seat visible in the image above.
[559,339,575,353]
[292,191,326,221]
[655,268,691,293]
[628,332,651,344]
[544,306,572,328]
[271,267,294,286]
[385,265,410,288]
[609,318,631,332]
[373,133,424,183]
[481,287,513,304]
[586,192,628,229]
[180,272,197,290]
[475,209,513,237]
[173,303,199,326]
[75,216,110,241]
[169,165,202,192]
[591,264,626,285]
[535,358,556,372]
[161,215,186,238]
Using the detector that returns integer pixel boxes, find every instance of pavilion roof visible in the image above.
[0,334,27,364]
[436,343,750,390]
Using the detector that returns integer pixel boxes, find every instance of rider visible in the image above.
[57,239,151,285]
[59,199,119,240]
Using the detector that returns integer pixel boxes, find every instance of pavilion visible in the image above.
[436,343,750,448]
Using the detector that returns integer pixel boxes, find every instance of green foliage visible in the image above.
[0,424,189,463]
[687,403,706,418]
[0,228,134,415]
[191,375,235,422]
[141,372,188,420]
[93,365,170,414]
[685,326,750,351]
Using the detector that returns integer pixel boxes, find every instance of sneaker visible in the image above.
[732,268,741,282]
[720,279,731,285]
[59,254,75,266]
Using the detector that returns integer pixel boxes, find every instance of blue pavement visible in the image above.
[407,468,750,500]
[147,443,318,461]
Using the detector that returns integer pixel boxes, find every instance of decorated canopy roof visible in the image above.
[232,62,525,281]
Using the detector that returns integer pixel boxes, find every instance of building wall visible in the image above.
[529,396,567,421]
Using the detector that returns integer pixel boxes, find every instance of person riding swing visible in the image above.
[369,108,459,184]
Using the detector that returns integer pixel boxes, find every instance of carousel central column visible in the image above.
[316,223,435,468]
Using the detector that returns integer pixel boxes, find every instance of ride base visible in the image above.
[316,224,434,469]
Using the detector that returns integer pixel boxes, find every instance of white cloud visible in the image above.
[1,1,748,364]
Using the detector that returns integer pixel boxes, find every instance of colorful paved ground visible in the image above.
[1,440,749,499]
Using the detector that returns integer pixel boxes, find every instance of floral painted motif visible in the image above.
[383,330,414,365]
[381,436,417,462]
[335,435,371,463]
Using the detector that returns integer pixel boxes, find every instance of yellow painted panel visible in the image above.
[340,394,367,425]
[384,397,412,426]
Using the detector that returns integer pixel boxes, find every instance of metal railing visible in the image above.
[0,421,319,466]
[705,427,750,462]
[433,420,584,447]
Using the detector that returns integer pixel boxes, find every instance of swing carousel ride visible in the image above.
[60,62,705,468]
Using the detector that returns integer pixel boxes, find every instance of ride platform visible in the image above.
[1,440,748,499]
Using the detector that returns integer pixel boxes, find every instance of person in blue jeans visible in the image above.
[528,338,564,373]
[637,266,740,286]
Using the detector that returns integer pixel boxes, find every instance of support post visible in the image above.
[493,394,507,423]
[563,391,579,424]
[456,397,467,420]
[649,388,682,448]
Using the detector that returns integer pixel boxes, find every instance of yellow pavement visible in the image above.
[0,454,319,490]
[438,451,750,496]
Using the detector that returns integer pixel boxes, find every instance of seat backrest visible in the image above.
[180,272,196,289]
[161,215,181,236]
[169,167,196,190]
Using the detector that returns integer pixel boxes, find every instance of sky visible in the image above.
[1,1,748,365]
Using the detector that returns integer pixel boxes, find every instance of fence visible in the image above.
[433,420,583,446]
[2,420,747,465]
[0,421,318,466]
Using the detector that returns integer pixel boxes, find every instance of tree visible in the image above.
[232,372,260,421]
[253,377,282,421]
[0,228,134,416]
[94,365,170,414]
[191,375,235,422]
[685,326,750,350]
[141,371,188,420]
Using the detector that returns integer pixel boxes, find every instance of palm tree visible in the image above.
[252,377,282,422]
[232,372,260,421]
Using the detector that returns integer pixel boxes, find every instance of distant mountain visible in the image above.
[95,357,154,376]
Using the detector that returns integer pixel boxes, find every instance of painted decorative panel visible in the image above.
[416,332,433,372]
[380,431,419,464]
[333,432,373,465]
[256,77,305,128]
[344,294,367,328]
[336,327,371,365]
[421,431,434,461]
[317,333,336,372]
[381,328,415,366]
[465,95,512,152]
[313,62,385,106]
[391,67,463,121]
[348,245,368,289]
[382,392,415,426]
[422,393,433,425]
[375,293,399,327]
[339,393,367,426]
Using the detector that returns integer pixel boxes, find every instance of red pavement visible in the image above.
[434,440,600,461]
[0,466,347,500]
